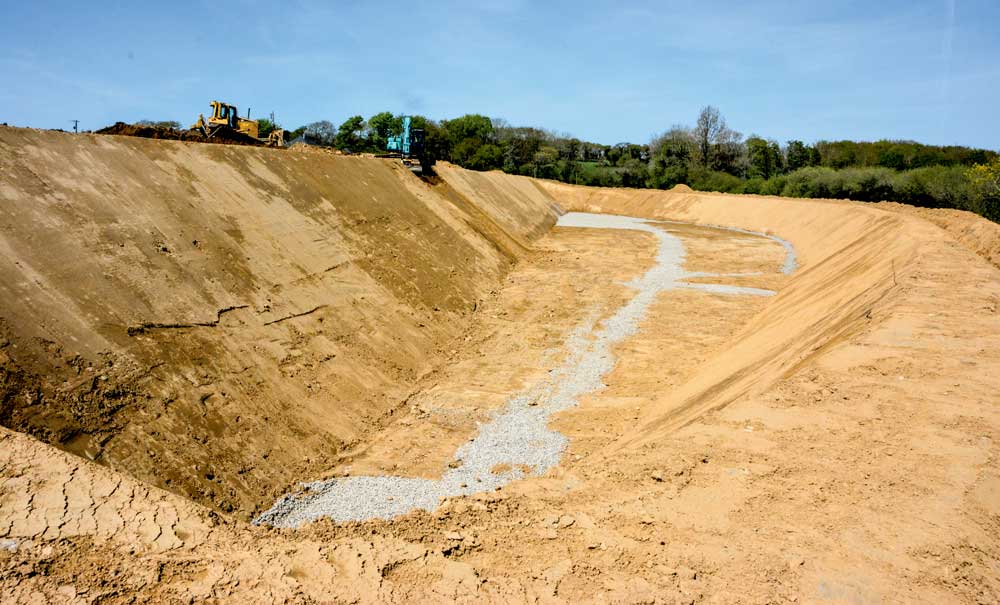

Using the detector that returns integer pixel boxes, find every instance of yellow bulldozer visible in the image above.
[192,101,285,146]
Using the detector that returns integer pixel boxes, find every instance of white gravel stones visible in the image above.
[253,213,790,528]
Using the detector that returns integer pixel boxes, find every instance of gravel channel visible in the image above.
[254,213,791,528]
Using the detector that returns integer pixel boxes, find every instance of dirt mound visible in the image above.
[96,122,186,140]
[668,183,694,193]
[96,121,264,146]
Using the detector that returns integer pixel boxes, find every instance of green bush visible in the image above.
[688,169,745,193]
[893,166,970,209]
[966,159,1000,221]
[467,144,503,171]
[760,175,787,196]
[741,178,765,194]
[779,167,831,198]
[755,164,992,220]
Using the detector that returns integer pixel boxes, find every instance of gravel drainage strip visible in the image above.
[254,213,789,527]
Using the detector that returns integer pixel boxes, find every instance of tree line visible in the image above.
[269,107,999,222]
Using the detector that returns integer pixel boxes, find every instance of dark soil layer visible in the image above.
[96,122,264,146]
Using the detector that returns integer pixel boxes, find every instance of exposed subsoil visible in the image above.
[1,127,999,603]
[95,122,265,146]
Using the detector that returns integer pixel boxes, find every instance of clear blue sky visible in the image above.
[1,0,997,149]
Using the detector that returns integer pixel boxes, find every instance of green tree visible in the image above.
[874,140,906,170]
[694,106,722,167]
[497,126,544,172]
[557,137,582,161]
[440,114,496,168]
[451,138,483,167]
[968,157,1000,221]
[808,146,822,167]
[768,141,784,175]
[531,145,559,177]
[367,111,403,151]
[468,144,504,171]
[746,136,772,179]
[610,143,647,166]
[441,114,495,147]
[785,140,811,171]
[605,145,623,166]
[620,158,648,187]
[257,118,278,138]
[968,157,1000,196]
[335,115,366,151]
[693,106,742,174]
[711,127,744,175]
[648,127,693,188]
[410,115,449,168]
[807,140,995,170]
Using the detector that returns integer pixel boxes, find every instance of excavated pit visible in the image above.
[255,212,788,527]
[2,126,1000,603]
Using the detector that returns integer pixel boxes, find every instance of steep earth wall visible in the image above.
[0,128,558,516]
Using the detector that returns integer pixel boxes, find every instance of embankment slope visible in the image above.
[0,128,558,516]
[538,181,999,450]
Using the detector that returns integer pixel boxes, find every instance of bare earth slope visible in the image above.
[1,138,998,603]
[0,128,557,517]
[874,201,1000,269]
[536,182,967,444]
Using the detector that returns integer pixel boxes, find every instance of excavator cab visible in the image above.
[386,116,427,173]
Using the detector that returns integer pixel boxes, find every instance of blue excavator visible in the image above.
[385,116,427,173]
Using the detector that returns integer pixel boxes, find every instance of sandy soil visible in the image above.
[0,128,556,519]
[1,130,999,603]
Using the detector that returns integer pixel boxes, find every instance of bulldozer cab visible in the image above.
[209,101,239,129]
[204,100,258,139]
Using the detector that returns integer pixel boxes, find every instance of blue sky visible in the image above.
[1,0,997,148]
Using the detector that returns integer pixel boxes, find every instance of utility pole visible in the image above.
[71,120,79,133]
